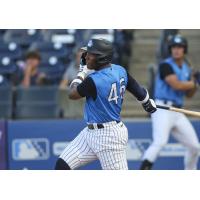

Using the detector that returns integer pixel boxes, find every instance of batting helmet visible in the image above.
[81,38,113,66]
[168,34,188,54]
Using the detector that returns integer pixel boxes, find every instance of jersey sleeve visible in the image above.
[77,77,97,100]
[126,71,147,101]
[159,62,174,80]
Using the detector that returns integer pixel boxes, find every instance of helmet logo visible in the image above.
[87,40,93,47]
[174,37,181,43]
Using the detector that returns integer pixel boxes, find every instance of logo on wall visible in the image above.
[126,139,151,160]
[126,139,187,161]
[12,138,50,160]
[53,142,69,156]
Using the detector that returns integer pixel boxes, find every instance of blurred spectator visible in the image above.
[59,49,83,89]
[156,29,179,63]
[22,51,47,88]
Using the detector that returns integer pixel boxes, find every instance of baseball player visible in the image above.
[55,38,157,170]
[140,34,200,170]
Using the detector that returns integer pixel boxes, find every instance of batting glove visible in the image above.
[77,52,95,80]
[142,99,157,113]
[138,90,157,113]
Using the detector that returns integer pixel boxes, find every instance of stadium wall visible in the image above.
[3,119,200,170]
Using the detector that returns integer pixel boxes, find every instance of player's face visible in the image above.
[86,52,97,69]
[171,46,185,60]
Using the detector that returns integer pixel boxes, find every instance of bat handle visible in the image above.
[156,105,170,110]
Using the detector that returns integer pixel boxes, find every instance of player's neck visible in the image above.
[174,58,184,68]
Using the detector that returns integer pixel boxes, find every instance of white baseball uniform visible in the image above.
[143,100,199,170]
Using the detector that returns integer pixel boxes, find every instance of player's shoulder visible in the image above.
[159,58,172,68]
[111,64,127,74]
[111,63,125,70]
[161,57,172,64]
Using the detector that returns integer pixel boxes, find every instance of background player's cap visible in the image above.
[168,34,188,53]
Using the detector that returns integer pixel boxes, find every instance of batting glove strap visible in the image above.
[142,99,157,114]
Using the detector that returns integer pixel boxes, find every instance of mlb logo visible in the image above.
[126,139,151,160]
[12,138,50,160]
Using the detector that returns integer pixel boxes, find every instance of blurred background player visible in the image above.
[55,38,156,170]
[140,35,200,170]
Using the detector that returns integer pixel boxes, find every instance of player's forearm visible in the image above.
[126,73,147,100]
[174,80,195,91]
[68,79,82,100]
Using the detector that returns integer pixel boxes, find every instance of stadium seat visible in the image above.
[15,86,60,119]
[29,42,68,59]
[0,57,17,75]
[39,46,73,64]
[3,29,43,48]
[0,42,22,60]
[0,87,13,118]
[43,29,76,45]
[38,63,65,85]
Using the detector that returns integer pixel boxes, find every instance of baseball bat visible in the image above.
[156,105,200,118]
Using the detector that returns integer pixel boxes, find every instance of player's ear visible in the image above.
[55,158,71,170]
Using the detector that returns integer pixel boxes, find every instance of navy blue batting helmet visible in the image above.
[81,38,113,65]
[168,34,188,54]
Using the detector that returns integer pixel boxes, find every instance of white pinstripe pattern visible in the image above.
[59,122,128,170]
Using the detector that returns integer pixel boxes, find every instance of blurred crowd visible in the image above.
[0,29,134,89]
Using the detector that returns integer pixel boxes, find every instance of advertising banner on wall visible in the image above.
[0,121,7,169]
[7,119,200,170]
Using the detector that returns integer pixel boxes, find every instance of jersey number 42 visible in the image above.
[108,78,126,104]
